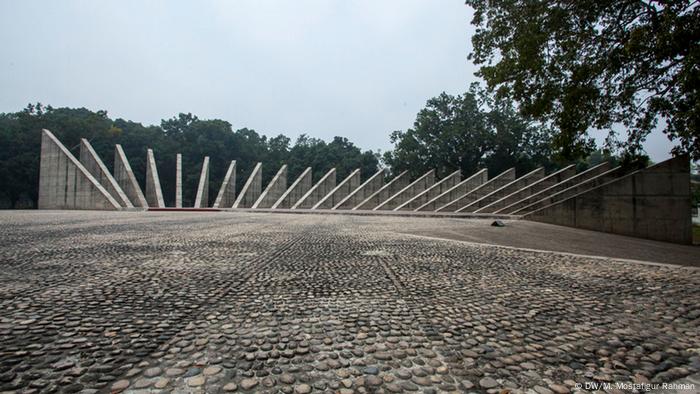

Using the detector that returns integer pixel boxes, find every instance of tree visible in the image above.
[383,85,554,179]
[465,0,700,160]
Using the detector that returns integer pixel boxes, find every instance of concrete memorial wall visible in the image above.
[37,130,693,244]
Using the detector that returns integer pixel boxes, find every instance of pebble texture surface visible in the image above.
[0,211,699,394]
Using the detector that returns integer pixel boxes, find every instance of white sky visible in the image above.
[0,0,674,161]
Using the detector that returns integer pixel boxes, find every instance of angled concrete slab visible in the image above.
[458,167,545,213]
[272,167,312,209]
[500,162,611,215]
[481,165,576,214]
[513,164,624,215]
[416,169,487,212]
[176,153,182,208]
[253,164,288,209]
[292,168,336,209]
[333,169,386,210]
[114,144,148,208]
[527,155,692,244]
[353,170,410,210]
[233,162,263,208]
[375,170,435,210]
[313,169,361,209]
[38,129,120,210]
[194,156,210,208]
[213,160,236,208]
[79,139,132,208]
[395,170,461,211]
[145,148,165,208]
[437,168,515,212]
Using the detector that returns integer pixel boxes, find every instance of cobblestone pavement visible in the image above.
[1,211,699,394]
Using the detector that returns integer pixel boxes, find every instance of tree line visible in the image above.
[0,105,379,208]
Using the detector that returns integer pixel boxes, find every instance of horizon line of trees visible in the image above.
[0,104,380,208]
[1,94,626,209]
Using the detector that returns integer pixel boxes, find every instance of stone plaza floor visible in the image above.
[0,211,699,394]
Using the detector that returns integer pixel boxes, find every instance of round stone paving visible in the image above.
[0,211,698,393]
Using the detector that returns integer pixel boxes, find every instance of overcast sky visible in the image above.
[0,0,674,161]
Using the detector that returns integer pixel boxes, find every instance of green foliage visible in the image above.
[0,104,379,208]
[465,0,699,160]
[383,84,556,178]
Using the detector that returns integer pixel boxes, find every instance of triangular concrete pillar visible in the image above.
[194,156,210,208]
[213,160,236,208]
[233,162,262,208]
[79,139,132,208]
[114,144,148,208]
[38,129,120,210]
[272,167,312,209]
[253,165,288,209]
[145,148,165,208]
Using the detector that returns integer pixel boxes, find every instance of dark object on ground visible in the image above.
[491,220,505,227]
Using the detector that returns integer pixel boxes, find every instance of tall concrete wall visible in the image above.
[416,169,488,212]
[114,144,148,208]
[293,169,336,209]
[233,162,262,208]
[527,155,692,244]
[213,160,236,208]
[499,162,610,215]
[333,169,386,210]
[376,170,435,210]
[253,164,288,209]
[480,165,576,214]
[194,156,210,208]
[38,129,120,210]
[175,154,182,208]
[145,149,165,208]
[313,169,361,209]
[458,167,544,213]
[437,168,515,212]
[272,167,312,209]
[79,139,132,208]
[396,170,460,211]
[354,171,410,210]
[513,165,624,215]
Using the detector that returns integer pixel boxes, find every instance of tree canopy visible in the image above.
[383,84,556,179]
[0,104,379,208]
[465,0,699,160]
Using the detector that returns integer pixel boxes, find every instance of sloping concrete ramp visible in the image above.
[38,130,120,210]
[114,144,148,208]
[79,139,132,208]
[527,155,692,244]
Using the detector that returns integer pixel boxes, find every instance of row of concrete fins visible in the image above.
[41,130,628,215]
